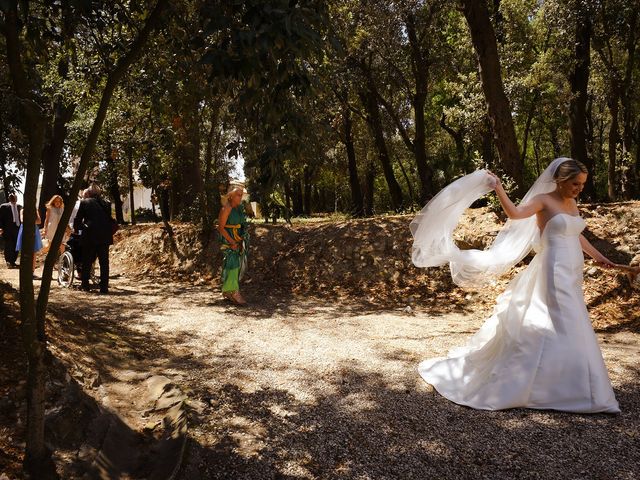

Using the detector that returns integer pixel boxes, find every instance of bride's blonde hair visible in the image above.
[223,185,244,205]
[554,159,588,184]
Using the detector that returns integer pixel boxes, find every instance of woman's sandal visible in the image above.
[230,292,247,305]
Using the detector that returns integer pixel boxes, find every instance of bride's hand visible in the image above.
[486,171,501,190]
[615,265,640,287]
[614,264,640,274]
[602,263,640,286]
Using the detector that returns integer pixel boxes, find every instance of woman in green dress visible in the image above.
[217,186,248,305]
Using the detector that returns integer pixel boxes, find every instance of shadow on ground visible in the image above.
[178,363,640,480]
[4,262,639,480]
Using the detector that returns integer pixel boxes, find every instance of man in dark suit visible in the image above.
[0,193,22,267]
[73,186,113,293]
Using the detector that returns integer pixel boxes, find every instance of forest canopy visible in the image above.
[2,0,639,226]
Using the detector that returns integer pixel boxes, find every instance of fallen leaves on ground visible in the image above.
[110,202,640,332]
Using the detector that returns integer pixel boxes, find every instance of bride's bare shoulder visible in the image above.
[535,192,552,200]
[524,193,557,216]
[532,193,555,206]
[524,193,550,208]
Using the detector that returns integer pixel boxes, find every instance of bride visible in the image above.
[410,158,639,413]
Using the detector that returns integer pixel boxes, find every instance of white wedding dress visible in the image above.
[418,213,620,413]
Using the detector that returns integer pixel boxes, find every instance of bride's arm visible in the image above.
[580,235,640,278]
[579,235,617,268]
[488,173,543,219]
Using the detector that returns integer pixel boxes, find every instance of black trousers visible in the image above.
[82,243,110,291]
[2,227,19,265]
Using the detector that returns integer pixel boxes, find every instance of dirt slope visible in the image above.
[110,202,640,332]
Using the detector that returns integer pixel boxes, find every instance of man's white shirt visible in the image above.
[10,203,20,226]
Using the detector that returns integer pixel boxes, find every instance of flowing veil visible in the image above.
[410,158,570,287]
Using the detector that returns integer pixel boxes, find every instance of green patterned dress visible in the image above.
[219,205,248,293]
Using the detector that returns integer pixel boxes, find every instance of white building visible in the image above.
[122,184,155,221]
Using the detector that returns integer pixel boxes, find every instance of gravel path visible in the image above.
[3,268,639,479]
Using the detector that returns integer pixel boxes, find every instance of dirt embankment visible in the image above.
[111,202,640,331]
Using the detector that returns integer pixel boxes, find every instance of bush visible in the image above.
[134,207,159,222]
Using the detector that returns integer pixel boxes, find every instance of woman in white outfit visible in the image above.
[411,158,639,413]
[43,194,66,253]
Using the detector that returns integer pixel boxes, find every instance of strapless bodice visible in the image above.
[541,213,585,245]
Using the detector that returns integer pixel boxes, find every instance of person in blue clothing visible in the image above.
[15,207,43,277]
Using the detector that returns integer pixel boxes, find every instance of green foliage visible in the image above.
[134,207,159,222]
[2,0,640,226]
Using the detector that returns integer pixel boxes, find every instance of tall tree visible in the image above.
[339,98,365,216]
[1,1,169,476]
[568,2,595,198]
[357,70,405,211]
[459,0,523,191]
[593,1,639,199]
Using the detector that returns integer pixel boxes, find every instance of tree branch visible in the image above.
[376,91,414,151]
[36,0,170,325]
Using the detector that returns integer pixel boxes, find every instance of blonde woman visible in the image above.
[217,186,248,305]
[43,194,66,253]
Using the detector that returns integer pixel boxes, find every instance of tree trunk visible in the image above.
[202,103,222,242]
[342,106,364,217]
[284,179,293,212]
[533,124,543,176]
[150,186,157,218]
[159,185,171,221]
[4,5,57,473]
[622,114,637,198]
[315,186,325,213]
[39,100,76,223]
[481,118,494,168]
[292,178,304,216]
[397,155,415,204]
[412,92,433,202]
[0,118,11,195]
[621,10,639,196]
[548,123,562,159]
[363,157,376,216]
[635,124,640,196]
[607,93,620,200]
[173,106,204,220]
[359,86,404,211]
[21,118,57,479]
[105,143,125,224]
[127,147,136,225]
[520,96,537,165]
[406,14,434,202]
[184,112,204,202]
[170,91,205,220]
[303,165,312,216]
[568,12,595,199]
[460,0,523,191]
[440,113,466,169]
